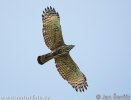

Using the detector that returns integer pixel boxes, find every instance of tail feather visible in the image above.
[37,56,44,65]
[37,53,53,65]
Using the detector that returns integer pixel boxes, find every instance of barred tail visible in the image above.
[37,53,53,65]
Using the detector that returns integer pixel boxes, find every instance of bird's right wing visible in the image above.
[55,54,88,92]
[42,7,65,50]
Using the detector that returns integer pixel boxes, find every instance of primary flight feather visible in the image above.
[37,6,88,92]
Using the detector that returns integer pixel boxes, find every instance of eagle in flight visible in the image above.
[37,6,88,92]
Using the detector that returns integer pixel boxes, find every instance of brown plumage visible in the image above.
[37,6,88,92]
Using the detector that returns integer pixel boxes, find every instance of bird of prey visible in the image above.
[37,6,88,92]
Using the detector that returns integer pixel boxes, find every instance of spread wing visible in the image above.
[55,54,88,92]
[42,6,65,51]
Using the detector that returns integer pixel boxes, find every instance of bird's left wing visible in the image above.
[42,7,65,51]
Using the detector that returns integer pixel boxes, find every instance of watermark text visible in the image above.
[96,93,130,100]
[0,95,50,100]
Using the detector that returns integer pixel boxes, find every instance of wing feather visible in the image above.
[55,54,88,92]
[42,7,65,50]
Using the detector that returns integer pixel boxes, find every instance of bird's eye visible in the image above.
[58,49,62,53]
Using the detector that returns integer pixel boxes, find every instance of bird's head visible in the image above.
[65,45,75,52]
[53,45,75,56]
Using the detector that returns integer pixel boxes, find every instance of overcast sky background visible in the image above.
[0,0,131,100]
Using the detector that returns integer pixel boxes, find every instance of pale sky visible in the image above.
[0,0,131,100]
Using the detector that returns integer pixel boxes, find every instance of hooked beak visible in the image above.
[69,45,75,49]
